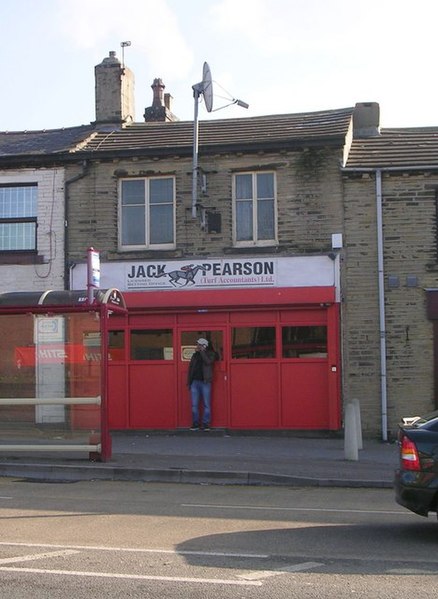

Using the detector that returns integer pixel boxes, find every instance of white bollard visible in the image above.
[353,398,363,450]
[344,402,359,461]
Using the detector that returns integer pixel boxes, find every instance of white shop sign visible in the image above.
[71,255,337,292]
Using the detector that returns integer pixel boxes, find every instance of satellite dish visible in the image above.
[202,62,213,113]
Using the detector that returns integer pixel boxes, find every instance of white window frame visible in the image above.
[118,176,176,251]
[232,171,277,247]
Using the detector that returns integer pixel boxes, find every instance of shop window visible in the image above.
[231,326,276,359]
[233,171,277,247]
[108,330,125,361]
[119,177,175,250]
[130,329,173,360]
[180,330,223,361]
[0,183,37,251]
[282,325,327,358]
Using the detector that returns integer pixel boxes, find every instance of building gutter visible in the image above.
[342,162,435,441]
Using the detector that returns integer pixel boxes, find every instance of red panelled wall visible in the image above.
[107,287,341,431]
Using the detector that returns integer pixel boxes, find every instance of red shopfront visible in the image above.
[106,286,341,431]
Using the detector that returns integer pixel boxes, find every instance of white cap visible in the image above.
[197,338,209,347]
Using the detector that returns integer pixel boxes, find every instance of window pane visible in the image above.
[150,178,173,204]
[235,174,252,200]
[180,330,223,361]
[257,199,275,240]
[257,173,274,199]
[236,200,253,241]
[122,206,145,245]
[0,222,36,250]
[130,330,173,360]
[0,185,37,218]
[108,330,125,361]
[232,326,276,359]
[150,204,174,244]
[282,326,327,358]
[121,180,145,205]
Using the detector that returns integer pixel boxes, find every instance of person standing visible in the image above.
[187,338,216,431]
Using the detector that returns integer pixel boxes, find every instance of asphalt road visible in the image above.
[0,478,436,598]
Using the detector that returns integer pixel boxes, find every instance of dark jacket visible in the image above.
[187,349,216,385]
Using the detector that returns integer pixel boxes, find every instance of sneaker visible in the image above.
[190,425,199,431]
[202,425,210,431]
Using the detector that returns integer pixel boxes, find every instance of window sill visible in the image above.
[224,245,280,255]
[0,252,43,265]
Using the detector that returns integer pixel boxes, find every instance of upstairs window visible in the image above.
[0,184,37,251]
[233,172,277,246]
[119,177,175,250]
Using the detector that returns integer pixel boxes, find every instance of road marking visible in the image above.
[0,566,262,586]
[0,496,12,499]
[238,561,323,580]
[181,503,411,516]
[388,568,438,575]
[0,542,268,559]
[0,550,79,565]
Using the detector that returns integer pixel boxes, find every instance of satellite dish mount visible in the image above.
[191,63,248,225]
[192,62,213,219]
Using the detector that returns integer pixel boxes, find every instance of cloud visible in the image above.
[51,0,194,80]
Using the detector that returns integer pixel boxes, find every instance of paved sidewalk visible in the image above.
[0,430,399,488]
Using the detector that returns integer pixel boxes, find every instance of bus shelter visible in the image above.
[0,288,126,461]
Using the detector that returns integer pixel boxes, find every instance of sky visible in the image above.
[1,0,438,132]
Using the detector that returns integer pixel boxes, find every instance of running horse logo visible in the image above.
[155,264,209,287]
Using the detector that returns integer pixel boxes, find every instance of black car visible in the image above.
[395,410,438,518]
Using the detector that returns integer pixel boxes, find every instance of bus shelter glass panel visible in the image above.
[0,311,103,452]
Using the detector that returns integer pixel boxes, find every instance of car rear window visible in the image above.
[409,411,438,430]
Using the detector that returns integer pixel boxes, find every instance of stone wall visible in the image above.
[65,147,345,264]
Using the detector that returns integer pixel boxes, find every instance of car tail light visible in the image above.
[400,434,421,471]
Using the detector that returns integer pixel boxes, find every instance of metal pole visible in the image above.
[192,90,200,218]
[99,304,111,461]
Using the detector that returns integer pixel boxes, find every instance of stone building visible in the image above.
[2,50,438,437]
[343,129,438,438]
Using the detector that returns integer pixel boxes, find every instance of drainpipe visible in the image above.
[64,161,89,290]
[375,169,388,441]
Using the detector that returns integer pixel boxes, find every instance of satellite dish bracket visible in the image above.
[191,62,247,222]
[192,62,213,219]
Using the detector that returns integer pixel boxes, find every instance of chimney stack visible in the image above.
[95,51,135,124]
[144,78,179,122]
[353,102,380,138]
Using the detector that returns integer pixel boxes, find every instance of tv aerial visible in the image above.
[191,62,248,219]
[120,41,131,68]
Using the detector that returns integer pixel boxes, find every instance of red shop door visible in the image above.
[177,329,227,428]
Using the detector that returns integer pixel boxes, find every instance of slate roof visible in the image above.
[0,125,97,157]
[73,107,355,156]
[345,127,438,169]
[3,110,438,171]
[0,108,355,163]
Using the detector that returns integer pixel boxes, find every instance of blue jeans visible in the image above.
[190,380,211,426]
